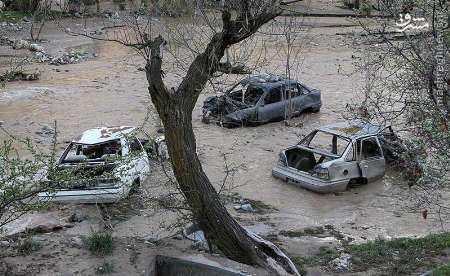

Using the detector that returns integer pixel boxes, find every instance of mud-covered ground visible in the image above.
[1,6,449,276]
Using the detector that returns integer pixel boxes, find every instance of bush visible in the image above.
[83,232,114,256]
[4,0,40,12]
[359,1,372,16]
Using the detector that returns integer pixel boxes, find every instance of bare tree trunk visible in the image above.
[142,4,301,271]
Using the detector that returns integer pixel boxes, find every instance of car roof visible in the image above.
[73,126,135,145]
[318,121,384,139]
[240,74,297,89]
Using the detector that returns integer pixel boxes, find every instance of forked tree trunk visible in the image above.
[142,3,301,274]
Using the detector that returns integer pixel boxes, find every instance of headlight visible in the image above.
[278,153,287,166]
[312,166,329,180]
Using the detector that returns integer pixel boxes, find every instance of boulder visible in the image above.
[29,43,44,53]
[12,39,30,50]
[330,253,352,272]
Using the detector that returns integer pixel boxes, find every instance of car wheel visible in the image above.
[311,106,321,113]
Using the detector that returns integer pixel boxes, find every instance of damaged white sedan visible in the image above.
[38,126,150,203]
[272,121,389,193]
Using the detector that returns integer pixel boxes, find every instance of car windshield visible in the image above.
[228,84,264,106]
[62,140,122,164]
[301,130,350,156]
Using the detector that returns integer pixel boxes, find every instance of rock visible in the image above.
[35,125,54,137]
[330,253,352,272]
[0,1,4,11]
[31,236,47,243]
[29,43,44,53]
[69,236,83,248]
[68,210,87,223]
[13,39,30,50]
[22,16,31,23]
[240,203,255,213]
[172,234,183,240]
[1,212,73,238]
[0,240,10,247]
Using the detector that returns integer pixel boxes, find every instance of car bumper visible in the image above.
[38,186,128,204]
[272,166,348,193]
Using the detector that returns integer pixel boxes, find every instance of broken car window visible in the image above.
[359,138,382,159]
[228,85,263,106]
[265,87,283,104]
[304,131,350,156]
[62,140,122,163]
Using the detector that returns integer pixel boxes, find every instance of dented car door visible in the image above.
[358,136,386,182]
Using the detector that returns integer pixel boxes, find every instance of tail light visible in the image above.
[312,166,329,180]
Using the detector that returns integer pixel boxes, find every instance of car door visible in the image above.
[357,136,386,181]
[256,87,286,122]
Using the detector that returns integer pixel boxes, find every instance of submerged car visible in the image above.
[202,74,321,127]
[38,126,150,203]
[272,121,391,193]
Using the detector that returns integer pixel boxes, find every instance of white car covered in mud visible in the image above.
[38,126,151,203]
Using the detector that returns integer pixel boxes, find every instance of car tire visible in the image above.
[311,106,321,113]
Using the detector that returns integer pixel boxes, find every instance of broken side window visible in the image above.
[265,87,283,104]
[307,131,350,156]
[243,86,264,105]
[359,137,382,159]
[284,84,301,98]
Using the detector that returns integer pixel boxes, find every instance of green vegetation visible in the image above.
[290,256,308,275]
[280,226,326,238]
[432,263,450,276]
[288,232,450,275]
[348,232,450,274]
[83,232,114,256]
[0,11,30,23]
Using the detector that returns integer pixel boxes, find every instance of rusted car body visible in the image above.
[38,126,150,203]
[202,74,321,127]
[272,121,389,193]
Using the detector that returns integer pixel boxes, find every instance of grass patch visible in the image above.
[17,237,42,255]
[291,256,308,275]
[432,263,450,276]
[95,261,115,274]
[290,247,340,275]
[0,11,30,23]
[348,232,450,274]
[279,226,330,238]
[83,232,114,256]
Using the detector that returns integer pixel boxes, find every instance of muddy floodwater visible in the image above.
[1,13,449,275]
